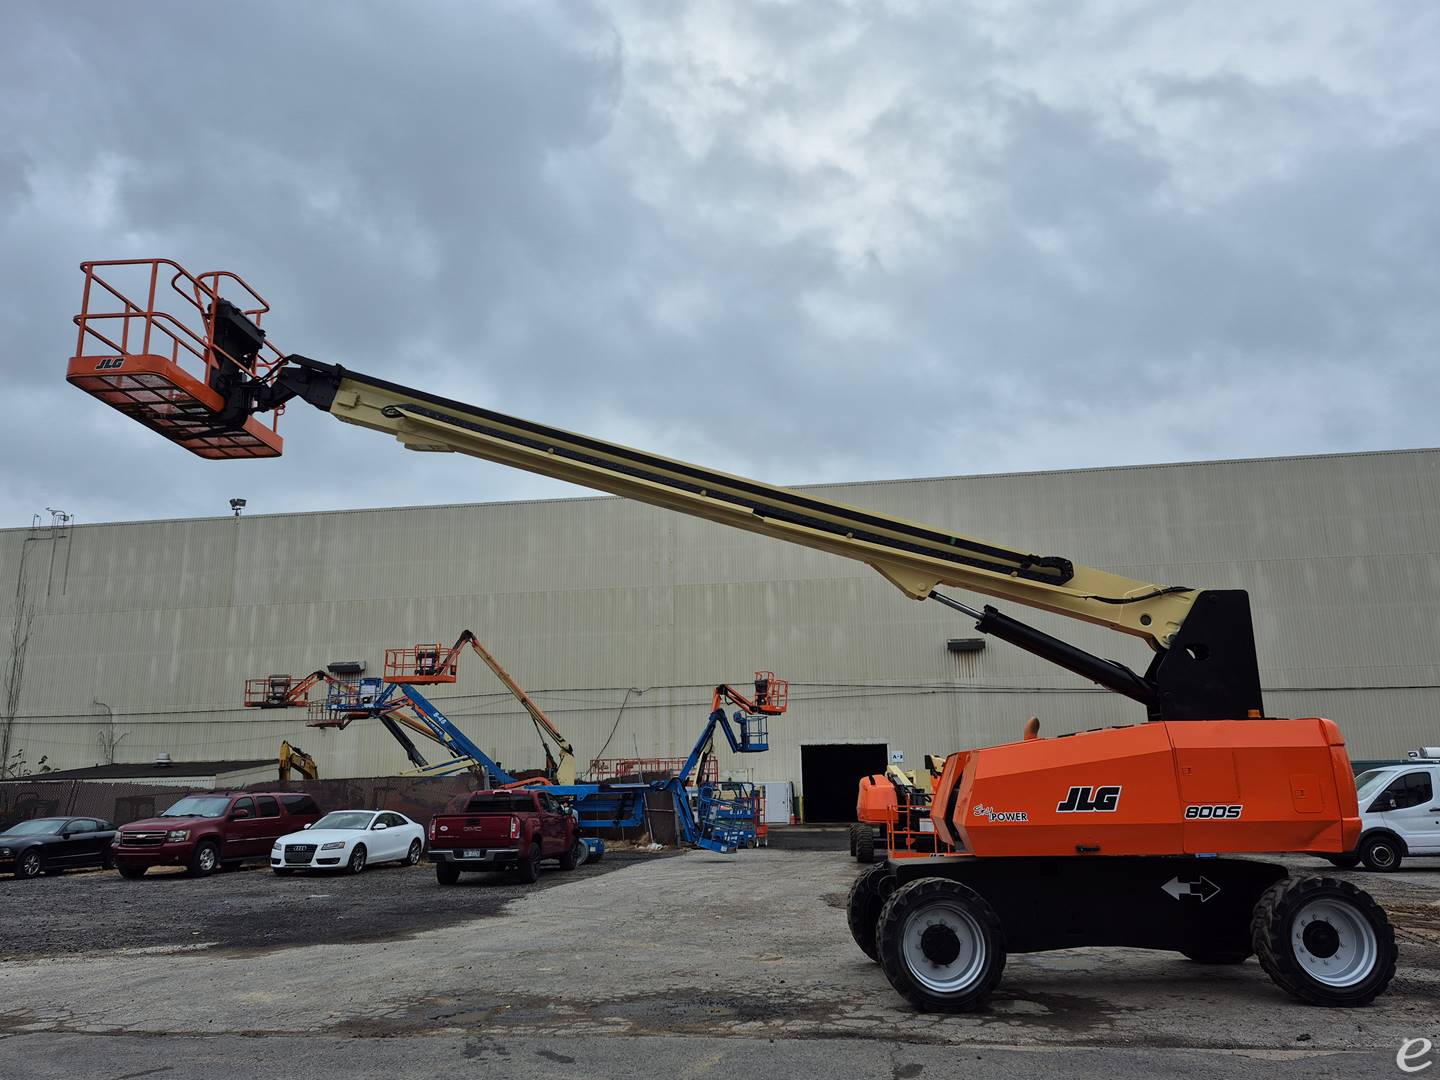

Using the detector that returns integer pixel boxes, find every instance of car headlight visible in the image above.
[166,829,190,842]
[0,847,11,857]
[320,841,347,850]
[271,840,282,850]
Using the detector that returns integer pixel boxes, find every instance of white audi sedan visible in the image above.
[271,810,425,875]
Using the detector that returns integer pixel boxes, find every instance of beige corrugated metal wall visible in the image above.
[1,448,1436,787]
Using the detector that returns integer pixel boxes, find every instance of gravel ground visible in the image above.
[0,848,673,960]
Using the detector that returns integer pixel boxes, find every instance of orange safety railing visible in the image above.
[384,644,460,684]
[588,756,719,785]
[67,259,288,459]
[884,797,949,860]
[244,674,306,709]
[751,671,788,714]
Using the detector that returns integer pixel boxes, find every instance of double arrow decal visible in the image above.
[1161,875,1220,903]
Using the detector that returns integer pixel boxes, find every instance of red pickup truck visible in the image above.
[428,789,582,885]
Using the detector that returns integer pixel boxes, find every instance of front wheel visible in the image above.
[14,851,42,879]
[876,877,1006,1012]
[1251,876,1396,1006]
[516,843,541,885]
[186,842,218,877]
[347,845,367,875]
[1359,835,1402,873]
[406,840,423,866]
[559,838,584,871]
[435,861,461,886]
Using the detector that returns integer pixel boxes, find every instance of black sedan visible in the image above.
[0,817,117,878]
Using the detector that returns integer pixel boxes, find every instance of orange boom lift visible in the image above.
[66,259,1397,1011]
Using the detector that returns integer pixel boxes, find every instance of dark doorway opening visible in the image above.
[801,743,887,823]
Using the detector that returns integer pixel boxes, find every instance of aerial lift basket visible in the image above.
[66,259,287,459]
[384,644,460,684]
[244,674,305,709]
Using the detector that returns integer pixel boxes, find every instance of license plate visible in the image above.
[461,849,484,859]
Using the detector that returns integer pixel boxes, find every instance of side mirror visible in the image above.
[302,822,312,829]
[372,822,388,831]
[232,809,251,820]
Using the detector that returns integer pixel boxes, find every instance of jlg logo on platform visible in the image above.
[1056,785,1122,813]
[94,358,125,370]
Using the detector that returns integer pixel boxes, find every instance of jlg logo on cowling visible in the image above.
[94,358,125,370]
[1056,785,1122,812]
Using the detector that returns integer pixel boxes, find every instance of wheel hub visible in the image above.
[920,922,962,967]
[1302,920,1340,959]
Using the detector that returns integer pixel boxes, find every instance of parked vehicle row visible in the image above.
[2,787,599,883]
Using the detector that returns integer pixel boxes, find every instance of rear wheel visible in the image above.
[435,861,461,885]
[406,840,423,866]
[846,862,893,962]
[347,845,367,875]
[186,842,218,877]
[854,825,876,864]
[1251,876,1396,1006]
[877,877,1006,1012]
[1359,835,1402,873]
[516,843,541,884]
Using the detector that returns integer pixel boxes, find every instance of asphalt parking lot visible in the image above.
[1,849,1436,1079]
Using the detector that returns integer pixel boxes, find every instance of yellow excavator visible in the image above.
[277,739,318,781]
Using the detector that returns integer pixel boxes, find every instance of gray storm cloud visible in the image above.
[2,0,1437,525]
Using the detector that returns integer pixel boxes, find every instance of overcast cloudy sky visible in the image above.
[3,1,1437,526]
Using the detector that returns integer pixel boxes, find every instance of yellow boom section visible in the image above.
[318,366,1193,651]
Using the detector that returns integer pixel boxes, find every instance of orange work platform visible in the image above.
[384,644,460,684]
[66,259,287,459]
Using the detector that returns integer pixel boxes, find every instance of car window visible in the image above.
[4,819,68,835]
[255,796,280,818]
[314,811,375,831]
[232,796,255,817]
[161,796,230,818]
[68,819,100,833]
[281,794,320,816]
[383,813,407,827]
[1371,771,1433,812]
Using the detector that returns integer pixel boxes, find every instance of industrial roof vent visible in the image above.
[154,752,173,768]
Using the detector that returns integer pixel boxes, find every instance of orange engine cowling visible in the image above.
[856,775,898,824]
[931,717,1359,858]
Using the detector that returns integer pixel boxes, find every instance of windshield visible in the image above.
[3,818,68,835]
[312,811,375,831]
[160,796,231,818]
[1354,770,1390,802]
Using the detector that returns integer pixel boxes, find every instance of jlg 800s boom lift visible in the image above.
[66,259,1396,1011]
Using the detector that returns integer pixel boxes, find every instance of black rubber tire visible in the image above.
[1180,947,1251,964]
[559,838,584,871]
[848,824,858,856]
[347,845,367,875]
[1323,854,1361,870]
[1358,835,1403,873]
[877,877,1006,1012]
[117,864,146,879]
[406,840,423,866]
[14,850,42,879]
[435,861,462,885]
[854,825,876,864]
[516,843,541,884]
[1250,876,1396,1006]
[187,841,219,877]
[101,849,114,871]
[847,862,893,962]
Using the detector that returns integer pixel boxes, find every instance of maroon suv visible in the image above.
[113,791,322,878]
